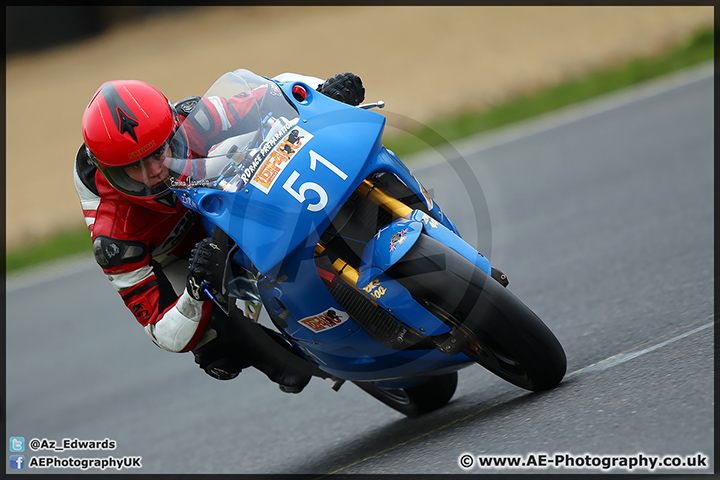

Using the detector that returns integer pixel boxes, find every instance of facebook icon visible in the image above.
[10,455,25,470]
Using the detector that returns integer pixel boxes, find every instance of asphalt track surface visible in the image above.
[6,62,714,475]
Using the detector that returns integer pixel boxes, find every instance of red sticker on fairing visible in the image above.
[298,308,349,333]
[251,126,313,193]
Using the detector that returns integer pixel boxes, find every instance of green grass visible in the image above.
[6,227,94,274]
[384,27,714,158]
[5,27,714,275]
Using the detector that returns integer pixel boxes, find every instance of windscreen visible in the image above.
[165,69,299,193]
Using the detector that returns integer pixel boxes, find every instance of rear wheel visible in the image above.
[387,233,566,391]
[353,371,458,417]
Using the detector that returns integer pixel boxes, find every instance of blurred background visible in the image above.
[5,8,714,474]
[6,7,196,54]
[4,6,713,251]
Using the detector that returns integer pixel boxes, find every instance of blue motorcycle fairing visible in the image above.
[357,218,423,286]
[354,271,452,336]
[258,249,363,344]
[358,209,491,285]
[289,327,475,382]
[353,209,491,338]
[171,71,489,384]
[179,96,386,277]
[257,266,473,382]
[414,211,492,275]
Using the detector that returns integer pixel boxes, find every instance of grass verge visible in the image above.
[383,27,714,158]
[6,227,93,274]
[5,26,714,274]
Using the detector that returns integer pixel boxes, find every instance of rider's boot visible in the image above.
[249,329,313,394]
[194,306,313,393]
[227,308,313,394]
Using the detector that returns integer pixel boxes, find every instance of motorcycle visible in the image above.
[165,69,566,416]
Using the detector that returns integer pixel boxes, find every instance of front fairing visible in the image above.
[166,70,483,382]
[166,69,386,275]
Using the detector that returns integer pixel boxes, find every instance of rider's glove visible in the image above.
[317,72,365,106]
[186,237,226,302]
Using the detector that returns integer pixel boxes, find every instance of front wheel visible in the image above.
[353,371,458,417]
[387,233,566,392]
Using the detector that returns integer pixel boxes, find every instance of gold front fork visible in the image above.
[315,179,412,293]
[356,179,413,218]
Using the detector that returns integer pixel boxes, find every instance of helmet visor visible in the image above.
[88,125,188,198]
[89,140,172,198]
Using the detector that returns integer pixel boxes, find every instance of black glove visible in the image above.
[186,237,227,302]
[317,72,365,106]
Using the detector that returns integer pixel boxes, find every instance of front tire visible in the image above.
[387,233,566,391]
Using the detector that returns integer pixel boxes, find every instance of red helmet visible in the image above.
[82,80,181,200]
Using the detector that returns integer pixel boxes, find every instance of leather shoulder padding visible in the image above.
[75,144,99,196]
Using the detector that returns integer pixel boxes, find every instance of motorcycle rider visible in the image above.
[74,71,365,392]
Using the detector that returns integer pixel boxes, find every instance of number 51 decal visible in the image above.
[283,150,348,212]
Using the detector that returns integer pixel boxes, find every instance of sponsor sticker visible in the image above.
[362,278,387,299]
[389,228,409,252]
[298,308,349,333]
[421,213,439,228]
[419,183,434,210]
[251,127,313,193]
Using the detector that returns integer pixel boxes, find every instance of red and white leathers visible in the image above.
[74,73,323,354]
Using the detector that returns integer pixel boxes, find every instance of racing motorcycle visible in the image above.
[165,69,566,416]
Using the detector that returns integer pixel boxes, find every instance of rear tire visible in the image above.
[387,233,566,391]
[353,371,458,417]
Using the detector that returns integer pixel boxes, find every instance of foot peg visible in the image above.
[491,267,509,287]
